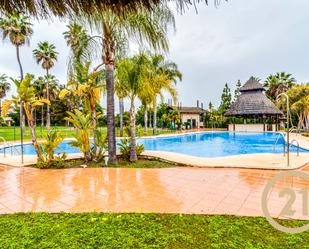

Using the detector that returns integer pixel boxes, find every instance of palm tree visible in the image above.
[287,84,309,131]
[147,54,182,135]
[60,62,105,159]
[116,54,150,161]
[33,41,58,129]
[0,74,10,116]
[83,4,175,163]
[264,72,296,100]
[2,74,50,160]
[0,12,33,134]
[115,76,128,137]
[63,23,98,73]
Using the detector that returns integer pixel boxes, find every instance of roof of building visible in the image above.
[226,77,283,117]
[239,77,265,92]
[175,106,206,114]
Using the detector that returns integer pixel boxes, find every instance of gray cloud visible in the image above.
[1,0,309,110]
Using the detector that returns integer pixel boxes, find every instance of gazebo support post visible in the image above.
[233,117,235,131]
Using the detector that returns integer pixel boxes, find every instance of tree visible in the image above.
[0,74,10,116]
[116,54,150,161]
[264,72,296,100]
[2,74,49,160]
[33,41,58,129]
[83,4,175,163]
[63,23,98,74]
[115,75,128,137]
[0,12,33,134]
[146,54,182,135]
[208,101,213,112]
[287,84,309,131]
[219,83,232,114]
[60,62,105,159]
[234,80,241,101]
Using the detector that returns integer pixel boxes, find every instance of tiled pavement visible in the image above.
[0,164,308,220]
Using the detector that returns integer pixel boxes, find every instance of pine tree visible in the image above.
[208,101,213,111]
[219,83,232,114]
[234,80,241,101]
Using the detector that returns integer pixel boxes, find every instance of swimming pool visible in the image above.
[1,132,308,158]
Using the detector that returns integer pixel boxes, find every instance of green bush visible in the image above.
[36,153,67,169]
[118,138,144,161]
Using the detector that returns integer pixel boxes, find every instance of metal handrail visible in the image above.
[289,126,299,135]
[289,139,300,156]
[0,136,21,157]
[273,133,286,156]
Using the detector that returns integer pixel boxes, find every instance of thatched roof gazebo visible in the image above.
[226,77,284,132]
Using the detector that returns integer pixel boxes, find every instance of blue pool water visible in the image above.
[0,132,308,158]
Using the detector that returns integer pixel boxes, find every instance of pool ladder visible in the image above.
[273,133,300,156]
[0,137,21,157]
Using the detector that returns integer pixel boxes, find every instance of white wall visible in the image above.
[228,124,277,132]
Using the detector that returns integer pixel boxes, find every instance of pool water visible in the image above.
[1,132,308,158]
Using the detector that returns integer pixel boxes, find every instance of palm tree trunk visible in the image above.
[91,101,97,159]
[105,63,117,164]
[153,99,157,135]
[16,46,23,80]
[46,69,51,130]
[144,106,148,134]
[103,31,117,164]
[129,96,137,162]
[41,105,44,127]
[119,98,124,137]
[16,45,26,135]
[24,106,42,160]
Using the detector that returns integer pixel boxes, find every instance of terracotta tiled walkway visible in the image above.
[0,164,308,219]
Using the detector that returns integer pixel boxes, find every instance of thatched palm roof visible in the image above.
[226,77,283,117]
[0,1,226,18]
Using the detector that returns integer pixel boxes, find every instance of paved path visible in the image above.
[0,164,308,220]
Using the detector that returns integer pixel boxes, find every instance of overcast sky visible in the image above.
[1,0,309,111]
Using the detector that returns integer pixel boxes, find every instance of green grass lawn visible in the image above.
[0,213,308,248]
[0,126,174,142]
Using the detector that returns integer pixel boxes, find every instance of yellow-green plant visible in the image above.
[59,62,105,159]
[39,131,64,161]
[2,74,49,160]
[64,109,92,161]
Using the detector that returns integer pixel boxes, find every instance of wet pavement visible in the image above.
[0,164,308,219]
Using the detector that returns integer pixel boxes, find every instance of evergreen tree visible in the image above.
[234,80,241,101]
[208,101,213,111]
[219,83,232,114]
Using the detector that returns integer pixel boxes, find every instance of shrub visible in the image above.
[36,153,67,169]
[117,138,144,161]
[36,131,66,169]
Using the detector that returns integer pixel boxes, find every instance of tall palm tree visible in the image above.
[33,41,58,130]
[147,54,182,135]
[115,77,128,137]
[116,54,150,161]
[264,72,296,100]
[0,12,33,134]
[63,23,98,73]
[83,4,175,164]
[0,74,10,116]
